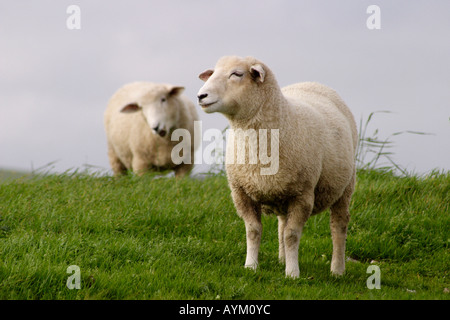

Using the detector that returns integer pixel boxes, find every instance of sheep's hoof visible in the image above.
[331,260,345,276]
[285,268,299,279]
[244,263,258,271]
[285,273,299,279]
[331,268,345,277]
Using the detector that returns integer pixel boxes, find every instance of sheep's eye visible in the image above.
[161,97,167,103]
[230,71,244,78]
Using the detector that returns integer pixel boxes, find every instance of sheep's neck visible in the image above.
[228,89,286,131]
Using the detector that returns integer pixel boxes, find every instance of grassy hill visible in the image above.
[0,169,448,299]
[0,169,29,182]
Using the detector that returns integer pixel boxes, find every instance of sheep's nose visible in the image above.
[152,124,167,137]
[197,93,208,102]
[158,129,167,137]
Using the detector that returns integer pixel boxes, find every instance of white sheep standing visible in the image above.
[104,82,199,177]
[197,56,358,278]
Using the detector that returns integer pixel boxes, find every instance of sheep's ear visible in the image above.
[199,69,213,81]
[120,103,141,113]
[168,86,185,97]
[250,64,265,83]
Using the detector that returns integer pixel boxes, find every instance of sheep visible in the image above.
[104,82,199,178]
[197,56,358,278]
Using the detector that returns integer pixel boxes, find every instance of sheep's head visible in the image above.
[120,84,184,138]
[197,56,268,120]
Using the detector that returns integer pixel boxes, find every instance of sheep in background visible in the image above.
[197,56,357,278]
[104,82,199,177]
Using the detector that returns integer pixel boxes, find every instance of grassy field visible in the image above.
[0,169,448,300]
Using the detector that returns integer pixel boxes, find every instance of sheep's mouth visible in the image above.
[199,101,217,108]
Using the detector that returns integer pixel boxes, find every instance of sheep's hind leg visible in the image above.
[277,215,287,264]
[284,194,313,278]
[108,145,127,176]
[329,182,353,276]
[174,163,193,178]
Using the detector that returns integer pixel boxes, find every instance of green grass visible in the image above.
[0,169,449,299]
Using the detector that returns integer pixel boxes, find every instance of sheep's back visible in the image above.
[282,82,357,150]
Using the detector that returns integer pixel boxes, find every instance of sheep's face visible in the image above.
[121,85,184,138]
[197,56,265,119]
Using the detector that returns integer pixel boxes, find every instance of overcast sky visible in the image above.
[0,0,449,175]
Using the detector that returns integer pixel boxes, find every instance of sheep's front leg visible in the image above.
[231,187,262,271]
[284,194,313,278]
[132,157,149,176]
[244,218,262,270]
